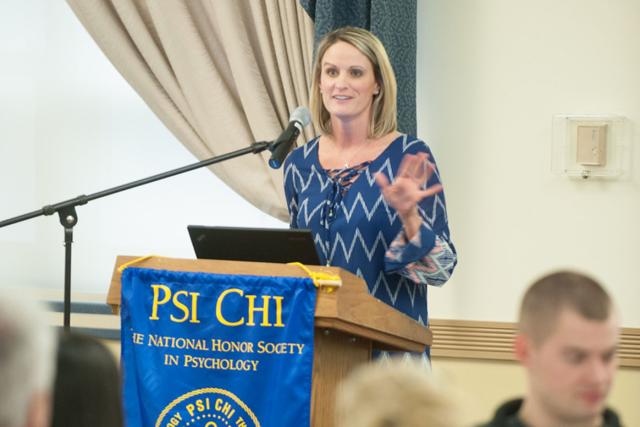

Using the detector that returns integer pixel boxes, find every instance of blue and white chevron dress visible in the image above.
[284,134,457,344]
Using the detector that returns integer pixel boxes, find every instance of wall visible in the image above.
[417,0,640,326]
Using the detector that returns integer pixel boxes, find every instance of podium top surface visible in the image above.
[108,255,431,353]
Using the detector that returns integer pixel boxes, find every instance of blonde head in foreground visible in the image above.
[335,359,461,427]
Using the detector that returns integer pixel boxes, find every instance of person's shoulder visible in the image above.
[393,134,433,155]
[285,136,320,167]
[475,398,525,427]
[603,407,624,427]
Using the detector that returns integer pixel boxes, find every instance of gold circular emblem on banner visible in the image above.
[155,387,260,427]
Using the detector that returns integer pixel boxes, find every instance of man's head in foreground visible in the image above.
[515,271,619,426]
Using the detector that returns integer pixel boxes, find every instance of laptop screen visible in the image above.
[188,225,321,265]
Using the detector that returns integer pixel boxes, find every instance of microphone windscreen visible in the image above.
[289,106,311,127]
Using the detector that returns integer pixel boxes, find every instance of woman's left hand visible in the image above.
[375,152,443,239]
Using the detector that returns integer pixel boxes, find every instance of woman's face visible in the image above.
[319,41,379,125]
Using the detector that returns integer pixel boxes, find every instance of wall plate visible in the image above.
[551,115,630,179]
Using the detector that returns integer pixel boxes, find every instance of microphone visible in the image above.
[268,106,311,169]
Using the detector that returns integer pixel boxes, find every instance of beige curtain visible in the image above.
[66,0,315,221]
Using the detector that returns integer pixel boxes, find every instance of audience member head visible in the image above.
[515,270,619,426]
[0,292,56,427]
[310,26,397,138]
[51,331,123,427]
[335,358,462,427]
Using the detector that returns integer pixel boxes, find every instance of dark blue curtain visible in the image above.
[300,0,417,136]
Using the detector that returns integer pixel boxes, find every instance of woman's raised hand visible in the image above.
[375,152,443,238]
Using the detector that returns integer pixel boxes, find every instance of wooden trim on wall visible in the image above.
[430,319,640,368]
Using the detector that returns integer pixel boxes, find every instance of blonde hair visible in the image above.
[310,27,397,138]
[335,358,462,427]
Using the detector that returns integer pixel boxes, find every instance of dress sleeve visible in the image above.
[383,146,457,287]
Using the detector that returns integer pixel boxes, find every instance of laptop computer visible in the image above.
[188,225,321,265]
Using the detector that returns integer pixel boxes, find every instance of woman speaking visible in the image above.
[284,27,457,355]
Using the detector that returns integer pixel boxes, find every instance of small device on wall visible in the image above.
[551,115,630,179]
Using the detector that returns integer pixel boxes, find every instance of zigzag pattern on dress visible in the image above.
[283,161,332,193]
[330,228,390,264]
[339,192,399,225]
[368,271,426,308]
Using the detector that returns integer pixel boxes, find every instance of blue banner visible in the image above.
[120,267,317,427]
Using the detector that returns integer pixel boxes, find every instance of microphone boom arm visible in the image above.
[0,139,273,330]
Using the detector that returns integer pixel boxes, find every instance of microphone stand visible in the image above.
[0,140,277,330]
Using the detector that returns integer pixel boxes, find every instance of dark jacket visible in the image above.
[476,398,623,427]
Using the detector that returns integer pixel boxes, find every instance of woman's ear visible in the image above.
[374,80,381,95]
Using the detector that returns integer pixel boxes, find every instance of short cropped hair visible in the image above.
[310,26,397,138]
[518,271,613,345]
[0,292,56,427]
[335,358,462,427]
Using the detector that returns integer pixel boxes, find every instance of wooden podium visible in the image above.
[107,256,431,427]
